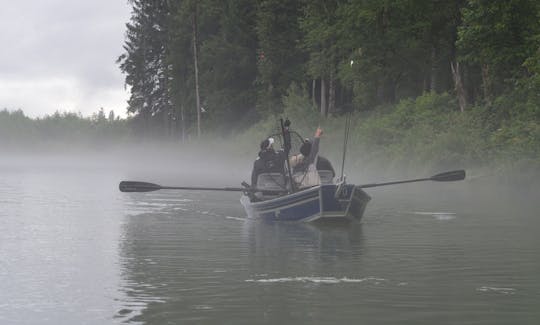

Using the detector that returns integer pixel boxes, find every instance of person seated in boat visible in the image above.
[289,127,325,188]
[295,138,335,178]
[251,137,286,187]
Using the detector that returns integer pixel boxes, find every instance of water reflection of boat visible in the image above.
[242,218,366,273]
[243,218,366,248]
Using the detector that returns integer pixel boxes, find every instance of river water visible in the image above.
[1,154,539,324]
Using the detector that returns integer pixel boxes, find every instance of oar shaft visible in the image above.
[119,180,286,193]
[358,170,465,189]
[359,177,430,188]
[160,186,246,192]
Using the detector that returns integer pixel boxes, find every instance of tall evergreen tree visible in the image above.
[198,0,259,130]
[255,0,305,115]
[118,0,173,136]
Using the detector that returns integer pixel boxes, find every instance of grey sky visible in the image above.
[0,0,131,117]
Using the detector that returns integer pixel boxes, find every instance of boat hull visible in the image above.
[240,184,371,222]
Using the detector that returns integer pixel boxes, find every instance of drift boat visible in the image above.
[239,118,371,222]
[240,183,370,222]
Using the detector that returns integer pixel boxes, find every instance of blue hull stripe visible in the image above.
[259,199,320,221]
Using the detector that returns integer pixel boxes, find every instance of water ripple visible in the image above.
[476,286,516,295]
[246,276,388,284]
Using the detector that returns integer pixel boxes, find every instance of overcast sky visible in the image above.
[0,1,132,118]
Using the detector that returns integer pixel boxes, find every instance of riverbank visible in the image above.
[236,91,539,181]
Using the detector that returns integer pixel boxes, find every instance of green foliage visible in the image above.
[458,0,539,70]
[281,84,319,131]
[255,0,305,115]
[457,0,540,100]
[197,0,259,131]
[0,109,131,150]
[0,109,36,144]
[118,0,172,122]
[112,0,540,173]
[117,0,539,125]
[237,91,539,173]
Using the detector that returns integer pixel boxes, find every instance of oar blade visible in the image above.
[119,181,162,192]
[430,170,466,182]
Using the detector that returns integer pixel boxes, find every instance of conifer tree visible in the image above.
[118,0,173,135]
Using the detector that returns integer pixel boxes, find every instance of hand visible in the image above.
[314,127,323,138]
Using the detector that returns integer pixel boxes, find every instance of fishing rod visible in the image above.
[339,110,352,182]
[280,118,296,193]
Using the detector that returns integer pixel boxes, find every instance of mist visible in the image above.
[3,131,539,201]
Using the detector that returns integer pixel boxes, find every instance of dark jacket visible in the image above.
[316,156,335,177]
[251,149,286,186]
[292,155,335,176]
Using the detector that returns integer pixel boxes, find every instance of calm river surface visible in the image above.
[1,154,539,324]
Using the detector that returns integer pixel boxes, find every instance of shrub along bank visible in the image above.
[236,89,540,179]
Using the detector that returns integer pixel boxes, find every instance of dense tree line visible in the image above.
[118,0,540,138]
[0,108,130,149]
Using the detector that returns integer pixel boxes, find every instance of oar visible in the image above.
[118,181,283,193]
[357,169,466,189]
[120,170,465,193]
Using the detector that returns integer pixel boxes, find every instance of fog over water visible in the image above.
[1,146,539,324]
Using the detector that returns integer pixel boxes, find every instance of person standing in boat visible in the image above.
[290,127,324,188]
[251,137,286,187]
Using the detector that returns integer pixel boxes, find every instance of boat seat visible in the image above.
[318,170,334,184]
[256,173,287,191]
